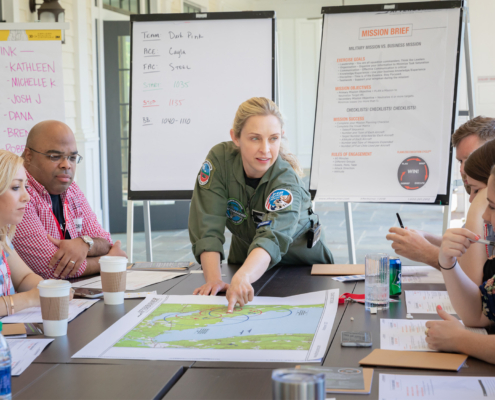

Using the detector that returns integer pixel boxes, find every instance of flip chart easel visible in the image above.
[310,1,471,263]
[126,12,276,262]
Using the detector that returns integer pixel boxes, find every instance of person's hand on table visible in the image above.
[226,272,254,313]
[107,240,127,258]
[425,305,466,352]
[193,279,229,296]
[48,235,89,279]
[386,227,432,261]
[439,228,479,268]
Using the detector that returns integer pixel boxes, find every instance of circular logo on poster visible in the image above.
[226,199,247,225]
[397,156,429,190]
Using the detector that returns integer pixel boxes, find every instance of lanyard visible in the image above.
[49,198,69,239]
[1,250,11,296]
[338,293,365,305]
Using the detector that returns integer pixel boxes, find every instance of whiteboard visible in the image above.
[0,40,65,155]
[128,12,274,200]
[310,2,462,204]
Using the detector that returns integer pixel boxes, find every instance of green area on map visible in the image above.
[114,303,324,351]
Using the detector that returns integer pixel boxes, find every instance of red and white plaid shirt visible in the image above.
[12,171,113,279]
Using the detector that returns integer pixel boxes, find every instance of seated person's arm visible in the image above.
[421,232,443,247]
[226,247,270,313]
[457,188,488,286]
[4,245,44,315]
[438,228,491,327]
[426,305,495,363]
[80,240,127,277]
[386,227,440,267]
[13,202,91,280]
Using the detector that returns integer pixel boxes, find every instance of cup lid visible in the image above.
[37,279,72,290]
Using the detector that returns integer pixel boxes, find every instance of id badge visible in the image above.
[251,210,265,224]
[74,218,83,233]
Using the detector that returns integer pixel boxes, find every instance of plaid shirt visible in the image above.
[12,171,112,279]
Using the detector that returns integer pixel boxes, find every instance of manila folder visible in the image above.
[311,264,365,276]
[359,349,467,372]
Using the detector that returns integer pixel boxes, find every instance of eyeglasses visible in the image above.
[28,148,83,164]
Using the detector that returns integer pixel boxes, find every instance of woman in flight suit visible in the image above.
[189,97,334,312]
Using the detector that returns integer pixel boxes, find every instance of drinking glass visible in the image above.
[365,253,389,311]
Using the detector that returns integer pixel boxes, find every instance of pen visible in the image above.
[396,213,404,229]
[468,238,495,247]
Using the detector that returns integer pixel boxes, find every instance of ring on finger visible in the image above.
[70,260,76,264]
[425,328,429,337]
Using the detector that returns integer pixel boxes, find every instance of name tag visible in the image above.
[74,218,83,233]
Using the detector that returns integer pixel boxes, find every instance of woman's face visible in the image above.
[482,175,495,226]
[0,166,30,227]
[466,175,487,203]
[230,115,283,179]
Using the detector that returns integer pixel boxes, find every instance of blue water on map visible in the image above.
[144,307,323,343]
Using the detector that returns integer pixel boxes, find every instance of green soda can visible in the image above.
[389,257,402,296]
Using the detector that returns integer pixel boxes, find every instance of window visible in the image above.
[103,0,140,15]
[184,3,202,13]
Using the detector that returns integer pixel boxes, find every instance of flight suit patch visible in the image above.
[226,198,247,225]
[265,189,293,212]
[198,159,214,188]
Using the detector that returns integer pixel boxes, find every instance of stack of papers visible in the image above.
[1,299,98,324]
[71,270,186,291]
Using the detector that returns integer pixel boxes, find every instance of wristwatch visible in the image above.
[81,235,94,251]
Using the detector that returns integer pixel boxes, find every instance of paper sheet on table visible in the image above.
[71,270,186,290]
[380,319,486,351]
[124,291,157,299]
[402,266,445,284]
[7,339,53,376]
[73,290,339,363]
[405,291,454,314]
[379,373,495,399]
[1,299,98,324]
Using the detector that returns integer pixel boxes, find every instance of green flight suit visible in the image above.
[189,141,334,268]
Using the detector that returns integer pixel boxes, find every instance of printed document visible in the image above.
[405,291,454,314]
[1,299,98,324]
[379,374,495,399]
[71,270,185,290]
[8,339,54,376]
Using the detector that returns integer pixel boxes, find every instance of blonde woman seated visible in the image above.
[426,164,495,362]
[0,150,49,316]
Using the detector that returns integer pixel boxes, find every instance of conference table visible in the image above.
[12,263,495,399]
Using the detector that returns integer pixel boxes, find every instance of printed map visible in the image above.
[115,303,324,350]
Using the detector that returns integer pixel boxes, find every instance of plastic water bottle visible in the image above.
[0,322,11,400]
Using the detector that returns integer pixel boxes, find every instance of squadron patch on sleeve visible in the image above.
[226,199,247,225]
[265,189,293,212]
[198,159,214,187]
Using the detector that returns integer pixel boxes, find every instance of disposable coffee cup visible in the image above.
[99,256,128,305]
[37,279,72,337]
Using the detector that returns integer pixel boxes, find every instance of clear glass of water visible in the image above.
[365,253,389,311]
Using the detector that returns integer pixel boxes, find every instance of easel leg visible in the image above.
[344,202,357,264]
[126,200,134,263]
[143,200,153,262]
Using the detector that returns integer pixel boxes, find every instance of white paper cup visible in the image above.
[37,279,71,337]
[99,256,128,305]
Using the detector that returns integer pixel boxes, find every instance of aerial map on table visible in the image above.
[73,291,339,362]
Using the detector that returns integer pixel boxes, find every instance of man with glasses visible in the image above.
[13,120,126,279]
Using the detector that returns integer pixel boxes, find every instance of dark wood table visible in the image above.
[11,264,495,399]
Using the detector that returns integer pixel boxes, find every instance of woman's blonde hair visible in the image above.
[0,150,24,252]
[232,97,304,177]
